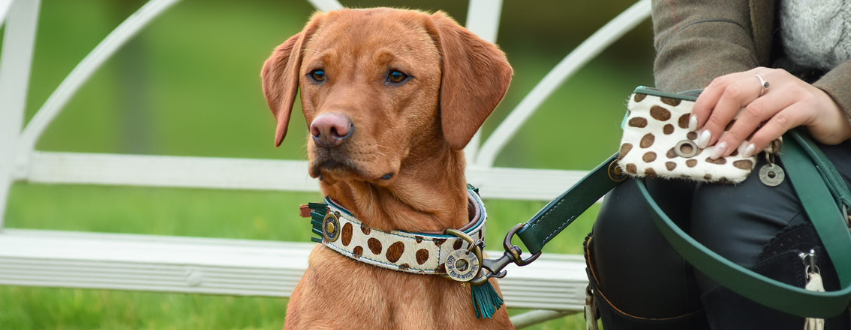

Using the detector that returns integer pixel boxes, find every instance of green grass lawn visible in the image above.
[1,0,652,328]
[3,185,599,330]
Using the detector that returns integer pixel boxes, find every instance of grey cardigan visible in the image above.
[651,0,851,120]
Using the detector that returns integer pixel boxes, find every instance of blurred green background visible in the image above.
[1,0,655,329]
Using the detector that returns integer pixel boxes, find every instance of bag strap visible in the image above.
[786,130,851,284]
[515,130,851,318]
[639,130,851,318]
[788,131,851,213]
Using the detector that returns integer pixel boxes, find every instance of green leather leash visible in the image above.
[639,130,851,318]
[503,130,851,318]
[516,153,623,255]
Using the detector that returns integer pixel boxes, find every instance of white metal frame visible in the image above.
[0,0,651,327]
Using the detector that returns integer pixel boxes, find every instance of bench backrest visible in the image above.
[0,0,651,228]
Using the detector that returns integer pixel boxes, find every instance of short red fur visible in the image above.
[261,8,513,330]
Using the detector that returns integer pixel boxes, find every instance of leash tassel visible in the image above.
[471,280,503,319]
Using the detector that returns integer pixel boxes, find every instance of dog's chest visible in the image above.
[304,247,506,329]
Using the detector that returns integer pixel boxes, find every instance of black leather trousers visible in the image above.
[587,140,851,330]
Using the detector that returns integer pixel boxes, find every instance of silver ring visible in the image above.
[755,74,770,96]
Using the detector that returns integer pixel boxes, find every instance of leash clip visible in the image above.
[503,223,543,266]
[470,223,542,285]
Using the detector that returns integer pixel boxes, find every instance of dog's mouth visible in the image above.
[309,151,379,181]
[310,158,360,177]
[309,149,398,184]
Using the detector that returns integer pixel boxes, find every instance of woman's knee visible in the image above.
[591,179,701,318]
[689,158,807,268]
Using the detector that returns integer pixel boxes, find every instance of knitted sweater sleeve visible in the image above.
[814,60,851,123]
[652,0,851,122]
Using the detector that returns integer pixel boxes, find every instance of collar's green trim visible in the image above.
[308,184,485,242]
[307,202,328,243]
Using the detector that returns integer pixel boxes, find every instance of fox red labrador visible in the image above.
[262,8,513,329]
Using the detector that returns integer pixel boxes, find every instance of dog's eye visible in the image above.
[386,70,409,84]
[309,69,326,82]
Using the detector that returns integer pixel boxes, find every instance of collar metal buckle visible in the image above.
[444,228,486,283]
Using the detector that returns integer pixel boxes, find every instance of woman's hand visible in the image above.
[691,67,851,159]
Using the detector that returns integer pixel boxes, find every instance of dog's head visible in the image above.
[262,8,512,184]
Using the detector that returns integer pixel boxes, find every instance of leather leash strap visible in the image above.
[515,130,851,318]
[640,130,851,318]
[517,153,622,255]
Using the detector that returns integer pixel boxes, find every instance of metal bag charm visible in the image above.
[759,152,785,186]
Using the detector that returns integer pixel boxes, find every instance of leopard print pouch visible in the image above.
[617,87,760,184]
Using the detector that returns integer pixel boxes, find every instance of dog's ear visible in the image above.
[261,15,321,147]
[428,11,513,150]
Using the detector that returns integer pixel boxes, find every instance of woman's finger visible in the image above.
[691,76,731,130]
[713,85,797,158]
[692,71,752,131]
[748,102,812,154]
[696,71,767,149]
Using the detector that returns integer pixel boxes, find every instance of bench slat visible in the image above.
[23,151,589,201]
[0,229,587,311]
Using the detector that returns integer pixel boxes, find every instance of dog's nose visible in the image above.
[310,114,353,148]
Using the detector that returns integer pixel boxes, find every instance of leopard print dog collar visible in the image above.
[303,186,487,276]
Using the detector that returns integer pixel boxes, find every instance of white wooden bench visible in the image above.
[0,0,651,327]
